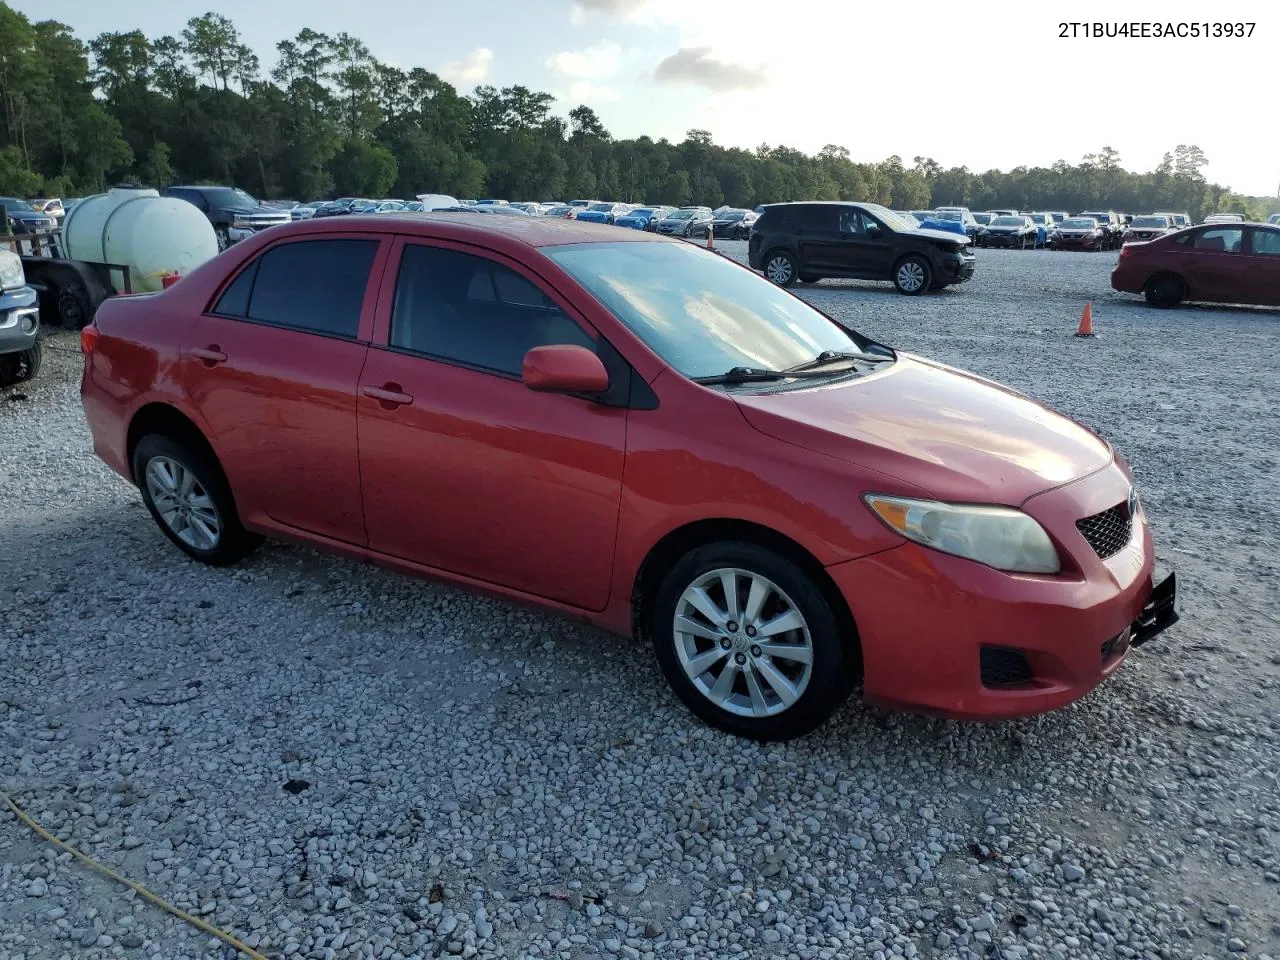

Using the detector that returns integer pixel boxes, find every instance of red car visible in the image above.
[1050,217,1107,251]
[1111,221,1280,308]
[80,215,1178,739]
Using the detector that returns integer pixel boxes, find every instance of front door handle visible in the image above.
[361,383,414,407]
[189,345,227,365]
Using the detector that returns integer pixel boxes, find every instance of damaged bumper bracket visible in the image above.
[1131,570,1178,648]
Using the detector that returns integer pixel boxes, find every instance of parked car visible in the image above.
[542,205,578,219]
[1268,213,1280,225]
[474,199,509,206]
[290,201,327,220]
[749,201,975,294]
[403,201,425,212]
[972,212,994,227]
[1077,211,1123,249]
[576,202,632,225]
[990,209,1018,218]
[416,194,461,212]
[1111,221,1280,308]
[1050,217,1107,251]
[79,214,1176,738]
[1025,213,1059,247]
[0,196,57,235]
[358,200,408,214]
[909,210,935,224]
[29,198,66,223]
[1049,211,1070,224]
[566,200,593,208]
[163,186,291,250]
[508,203,543,216]
[1122,215,1175,243]
[312,198,370,219]
[916,210,970,239]
[709,208,757,239]
[931,207,980,239]
[614,206,669,230]
[0,247,40,388]
[1202,213,1245,224]
[977,215,1038,249]
[652,207,714,238]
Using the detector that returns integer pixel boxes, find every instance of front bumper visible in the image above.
[829,468,1176,720]
[941,255,976,282]
[1052,236,1100,249]
[0,286,40,353]
[979,233,1029,248]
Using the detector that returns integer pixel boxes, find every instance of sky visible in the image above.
[20,0,1280,196]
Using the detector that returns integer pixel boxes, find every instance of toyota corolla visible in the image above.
[80,214,1178,740]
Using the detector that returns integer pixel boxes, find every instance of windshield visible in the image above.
[546,241,873,381]
[667,210,695,220]
[203,187,260,209]
[973,213,992,225]
[1060,219,1096,229]
[992,216,1023,227]
[0,197,36,211]
[717,210,746,221]
[1131,216,1169,228]
[588,202,615,212]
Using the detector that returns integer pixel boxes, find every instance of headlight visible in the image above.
[0,250,24,289]
[863,494,1061,574]
[232,216,250,228]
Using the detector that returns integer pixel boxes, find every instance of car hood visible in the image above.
[911,226,970,243]
[732,354,1112,505]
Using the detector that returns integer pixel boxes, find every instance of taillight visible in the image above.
[81,323,100,354]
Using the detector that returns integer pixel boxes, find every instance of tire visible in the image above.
[215,226,231,251]
[798,273,820,284]
[0,339,41,387]
[57,281,93,329]
[763,250,798,287]
[132,434,261,566]
[893,255,931,295]
[651,542,854,740]
[1144,273,1185,309]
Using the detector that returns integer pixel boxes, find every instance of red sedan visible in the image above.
[1112,221,1280,307]
[80,215,1177,739]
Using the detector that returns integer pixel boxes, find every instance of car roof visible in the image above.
[276,212,667,249]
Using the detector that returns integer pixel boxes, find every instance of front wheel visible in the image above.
[893,255,932,295]
[133,434,262,565]
[0,339,41,387]
[215,226,231,251]
[763,250,798,287]
[652,542,855,740]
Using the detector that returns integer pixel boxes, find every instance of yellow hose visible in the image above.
[1,788,269,960]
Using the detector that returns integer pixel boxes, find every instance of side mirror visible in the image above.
[522,344,609,394]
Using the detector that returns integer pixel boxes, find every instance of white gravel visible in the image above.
[2,244,1278,960]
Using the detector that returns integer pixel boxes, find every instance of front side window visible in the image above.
[546,241,875,380]
[1250,229,1280,256]
[1194,228,1243,252]
[225,239,378,337]
[390,245,594,376]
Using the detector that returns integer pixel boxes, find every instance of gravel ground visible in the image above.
[2,245,1278,960]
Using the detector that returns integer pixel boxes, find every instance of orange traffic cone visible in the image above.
[705,226,715,250]
[1075,302,1095,337]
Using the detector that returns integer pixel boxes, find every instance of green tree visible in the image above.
[330,138,397,196]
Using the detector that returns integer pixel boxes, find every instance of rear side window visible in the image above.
[795,205,838,231]
[758,206,792,230]
[390,244,594,376]
[1250,229,1280,256]
[239,239,378,337]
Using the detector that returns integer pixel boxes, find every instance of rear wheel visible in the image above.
[763,250,798,287]
[1144,273,1185,309]
[893,255,931,295]
[132,434,261,565]
[57,281,93,329]
[0,340,41,387]
[652,542,854,740]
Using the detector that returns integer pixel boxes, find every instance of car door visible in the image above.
[1242,227,1280,305]
[833,208,894,278]
[356,238,627,610]
[1184,227,1246,302]
[793,205,843,274]
[180,234,386,545]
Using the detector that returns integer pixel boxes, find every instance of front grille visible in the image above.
[980,646,1033,687]
[1076,503,1132,560]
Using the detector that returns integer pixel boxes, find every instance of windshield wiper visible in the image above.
[784,349,894,372]
[693,365,849,385]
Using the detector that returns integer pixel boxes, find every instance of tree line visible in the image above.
[1,4,1275,221]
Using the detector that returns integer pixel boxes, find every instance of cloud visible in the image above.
[546,42,622,79]
[568,81,622,103]
[572,0,652,17]
[653,46,766,92]
[440,48,493,87]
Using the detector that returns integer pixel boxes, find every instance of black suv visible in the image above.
[1077,211,1124,250]
[163,185,291,251]
[748,202,976,294]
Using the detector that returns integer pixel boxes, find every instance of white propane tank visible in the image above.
[61,187,219,293]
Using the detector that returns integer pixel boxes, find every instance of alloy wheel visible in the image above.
[765,255,793,285]
[145,456,222,551]
[896,260,926,292]
[673,567,814,718]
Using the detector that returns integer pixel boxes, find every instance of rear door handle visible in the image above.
[188,345,227,364]
[361,383,414,407]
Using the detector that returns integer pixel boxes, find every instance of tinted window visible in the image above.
[795,205,838,231]
[1251,229,1280,256]
[246,239,378,337]
[391,245,594,376]
[1194,228,1243,252]
[837,208,865,234]
[213,261,258,316]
